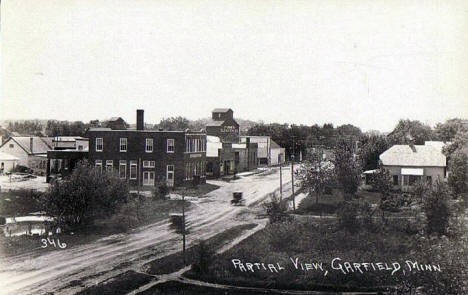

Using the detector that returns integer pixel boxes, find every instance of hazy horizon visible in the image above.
[2,0,467,133]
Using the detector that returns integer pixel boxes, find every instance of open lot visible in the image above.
[0,175,49,192]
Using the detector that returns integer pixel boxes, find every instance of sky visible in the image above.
[1,0,467,132]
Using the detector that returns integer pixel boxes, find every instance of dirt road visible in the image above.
[0,167,294,295]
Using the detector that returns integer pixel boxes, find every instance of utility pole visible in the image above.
[182,189,186,265]
[279,162,283,201]
[291,134,296,211]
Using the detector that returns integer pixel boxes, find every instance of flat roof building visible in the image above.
[87,110,207,188]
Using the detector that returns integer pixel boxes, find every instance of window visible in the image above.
[392,175,399,186]
[95,160,102,172]
[167,139,175,153]
[119,161,126,179]
[146,138,153,152]
[106,160,113,172]
[143,160,155,168]
[9,144,14,148]
[130,160,137,179]
[409,175,421,185]
[96,138,103,151]
[166,165,174,186]
[403,175,409,186]
[120,138,127,152]
[78,145,84,151]
[426,176,432,184]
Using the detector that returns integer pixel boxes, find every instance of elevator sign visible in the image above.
[221,126,238,133]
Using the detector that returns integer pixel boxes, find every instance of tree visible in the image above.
[45,120,88,136]
[423,180,450,235]
[7,120,44,135]
[434,118,468,142]
[447,152,468,197]
[358,134,390,171]
[157,116,190,131]
[295,148,334,204]
[387,119,434,145]
[41,161,129,229]
[443,129,468,156]
[370,168,394,222]
[333,140,361,199]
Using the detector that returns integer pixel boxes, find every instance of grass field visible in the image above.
[183,216,467,293]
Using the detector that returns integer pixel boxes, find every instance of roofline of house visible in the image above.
[381,164,446,168]
[0,137,31,155]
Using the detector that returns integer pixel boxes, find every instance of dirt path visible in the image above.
[0,167,294,295]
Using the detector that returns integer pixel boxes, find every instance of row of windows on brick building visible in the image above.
[93,159,206,182]
[95,138,206,153]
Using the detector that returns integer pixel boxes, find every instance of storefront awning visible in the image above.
[401,168,424,176]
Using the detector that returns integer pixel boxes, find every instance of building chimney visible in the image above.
[30,137,34,153]
[136,109,144,130]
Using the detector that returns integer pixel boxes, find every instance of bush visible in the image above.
[153,180,169,200]
[265,221,301,252]
[192,240,215,275]
[424,181,450,235]
[336,201,360,233]
[298,201,338,214]
[263,193,292,223]
[41,160,129,230]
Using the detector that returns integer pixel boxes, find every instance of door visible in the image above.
[224,161,230,175]
[143,171,155,186]
[166,165,174,187]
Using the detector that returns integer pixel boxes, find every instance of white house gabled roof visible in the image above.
[380,145,446,167]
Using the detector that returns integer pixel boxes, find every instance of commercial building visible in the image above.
[87,110,206,188]
[52,136,89,151]
[206,136,257,177]
[240,136,285,166]
[378,142,447,191]
[205,109,258,177]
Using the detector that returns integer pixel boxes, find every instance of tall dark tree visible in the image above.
[424,180,450,235]
[333,140,361,198]
[448,152,468,197]
[358,134,390,171]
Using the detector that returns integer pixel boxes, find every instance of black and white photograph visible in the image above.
[1,0,467,294]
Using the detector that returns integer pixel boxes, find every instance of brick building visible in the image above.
[87,110,206,188]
